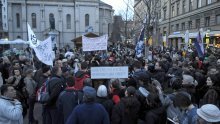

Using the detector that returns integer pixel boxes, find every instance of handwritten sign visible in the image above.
[91,66,128,79]
[82,34,108,51]
[33,37,54,66]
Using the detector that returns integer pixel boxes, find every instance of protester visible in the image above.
[44,66,65,124]
[174,91,197,124]
[111,86,140,124]
[66,86,110,124]
[74,61,90,90]
[56,76,83,124]
[96,85,114,118]
[0,85,23,124]
[24,69,38,124]
[196,104,220,124]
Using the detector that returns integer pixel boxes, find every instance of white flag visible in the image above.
[27,23,40,48]
[33,37,54,66]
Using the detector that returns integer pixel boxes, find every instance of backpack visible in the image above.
[36,77,57,103]
[59,89,83,107]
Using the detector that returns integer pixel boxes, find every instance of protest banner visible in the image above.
[91,66,128,79]
[82,34,108,51]
[27,23,40,48]
[33,37,54,66]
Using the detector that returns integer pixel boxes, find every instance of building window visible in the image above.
[207,0,212,4]
[85,14,89,27]
[66,14,71,29]
[177,3,180,16]
[31,13,37,28]
[205,17,210,26]
[49,13,55,29]
[163,8,167,19]
[182,0,186,13]
[188,21,192,29]
[171,25,174,32]
[176,24,179,31]
[16,13,20,28]
[189,0,193,11]
[172,6,175,17]
[197,0,202,8]
[216,15,220,25]
[182,23,185,30]
[196,19,200,28]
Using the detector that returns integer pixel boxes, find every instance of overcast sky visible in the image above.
[101,0,133,16]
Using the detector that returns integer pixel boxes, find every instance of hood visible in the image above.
[75,71,85,78]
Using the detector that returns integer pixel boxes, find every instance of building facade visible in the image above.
[134,0,220,49]
[6,0,113,48]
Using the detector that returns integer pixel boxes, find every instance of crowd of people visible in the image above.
[0,45,220,124]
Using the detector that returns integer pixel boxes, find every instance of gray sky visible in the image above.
[101,0,133,16]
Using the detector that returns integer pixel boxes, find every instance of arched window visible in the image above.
[16,13,20,28]
[31,13,37,28]
[66,14,71,29]
[49,13,55,30]
[85,14,89,27]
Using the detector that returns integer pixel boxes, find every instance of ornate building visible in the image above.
[134,0,220,49]
[6,0,113,48]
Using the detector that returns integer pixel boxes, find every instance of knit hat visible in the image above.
[97,85,108,97]
[83,86,96,99]
[182,74,198,86]
[197,104,220,122]
[42,66,50,73]
[126,86,136,96]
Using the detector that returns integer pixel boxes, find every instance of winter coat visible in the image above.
[96,96,114,118]
[24,76,37,98]
[66,103,110,124]
[145,106,167,124]
[152,69,166,88]
[46,75,65,108]
[74,71,90,90]
[56,87,83,124]
[0,72,3,88]
[201,86,220,107]
[111,97,140,124]
[0,96,23,124]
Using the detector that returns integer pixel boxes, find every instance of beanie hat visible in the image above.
[42,66,50,73]
[197,104,220,122]
[97,85,108,97]
[83,86,96,99]
[126,86,136,96]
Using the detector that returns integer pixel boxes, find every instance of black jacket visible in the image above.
[56,87,83,124]
[46,75,65,108]
[111,97,140,124]
[145,106,167,124]
[96,96,114,118]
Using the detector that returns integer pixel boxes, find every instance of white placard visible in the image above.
[33,37,54,66]
[82,34,108,51]
[91,66,128,79]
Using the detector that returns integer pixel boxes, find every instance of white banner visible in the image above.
[33,37,54,66]
[82,34,108,51]
[91,66,128,79]
[27,23,40,48]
